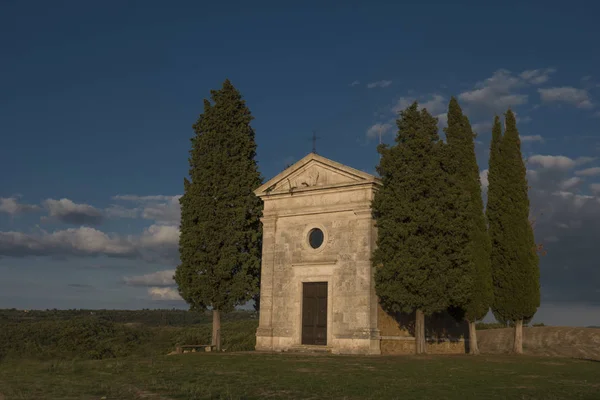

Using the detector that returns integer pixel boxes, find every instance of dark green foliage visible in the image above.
[0,308,257,326]
[487,110,540,324]
[175,79,263,313]
[0,318,151,361]
[372,102,472,316]
[444,98,493,323]
[475,322,508,330]
[0,315,258,361]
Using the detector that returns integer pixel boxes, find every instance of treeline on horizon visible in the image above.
[0,308,256,327]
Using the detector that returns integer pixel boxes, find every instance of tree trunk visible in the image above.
[212,309,221,351]
[415,309,426,354]
[468,320,480,355]
[513,319,523,354]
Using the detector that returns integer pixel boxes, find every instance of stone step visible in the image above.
[286,345,332,354]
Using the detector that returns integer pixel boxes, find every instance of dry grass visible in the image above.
[478,326,600,360]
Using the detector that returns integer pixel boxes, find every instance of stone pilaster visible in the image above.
[255,215,277,351]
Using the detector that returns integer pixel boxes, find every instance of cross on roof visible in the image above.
[311,130,320,154]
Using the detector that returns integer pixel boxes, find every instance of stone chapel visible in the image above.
[254,153,466,355]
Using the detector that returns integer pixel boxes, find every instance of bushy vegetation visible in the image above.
[0,309,258,362]
[0,308,256,326]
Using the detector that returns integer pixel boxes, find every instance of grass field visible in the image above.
[1,353,599,400]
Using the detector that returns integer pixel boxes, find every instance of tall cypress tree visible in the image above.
[175,79,263,351]
[487,110,540,354]
[373,102,471,354]
[444,97,492,355]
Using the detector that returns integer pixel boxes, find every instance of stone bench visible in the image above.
[175,344,218,353]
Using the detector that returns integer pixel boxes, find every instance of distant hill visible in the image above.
[478,326,600,360]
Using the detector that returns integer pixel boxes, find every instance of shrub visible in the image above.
[0,316,258,361]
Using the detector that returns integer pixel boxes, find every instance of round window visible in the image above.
[308,228,324,249]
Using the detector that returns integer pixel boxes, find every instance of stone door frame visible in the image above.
[295,272,334,347]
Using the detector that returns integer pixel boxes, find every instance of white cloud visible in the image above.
[479,169,489,189]
[528,155,576,170]
[420,94,446,116]
[392,94,447,128]
[104,204,139,219]
[576,167,600,177]
[367,80,392,89]
[111,195,181,225]
[112,195,175,202]
[0,227,135,258]
[0,196,40,215]
[575,156,596,166]
[0,223,180,263]
[527,169,538,182]
[471,121,492,135]
[519,68,556,85]
[43,198,104,226]
[148,287,182,301]
[458,69,528,113]
[124,269,175,287]
[349,80,360,87]
[552,191,595,208]
[520,135,544,143]
[366,122,393,140]
[538,87,594,109]
[558,177,582,191]
[135,224,179,248]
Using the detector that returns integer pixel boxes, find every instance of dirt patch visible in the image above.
[123,385,175,400]
[258,390,296,398]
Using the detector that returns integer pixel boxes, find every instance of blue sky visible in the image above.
[1,1,599,326]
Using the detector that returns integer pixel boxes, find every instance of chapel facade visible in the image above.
[254,153,466,355]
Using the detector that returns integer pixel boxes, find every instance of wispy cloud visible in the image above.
[0,196,40,216]
[111,195,181,225]
[349,80,360,87]
[528,155,595,170]
[520,135,544,143]
[148,287,182,301]
[558,177,582,191]
[538,87,594,109]
[519,68,556,85]
[575,167,600,177]
[366,122,393,140]
[367,80,392,89]
[43,198,104,226]
[458,69,528,113]
[124,269,175,287]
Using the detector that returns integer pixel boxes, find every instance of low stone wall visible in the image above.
[378,304,468,354]
[380,338,466,355]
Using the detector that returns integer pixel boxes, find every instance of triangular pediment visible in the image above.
[255,153,380,197]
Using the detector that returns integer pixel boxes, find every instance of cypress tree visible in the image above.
[487,110,540,354]
[175,79,263,351]
[444,97,492,355]
[373,102,471,354]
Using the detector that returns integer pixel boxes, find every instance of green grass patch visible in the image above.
[0,353,598,399]
[0,318,258,361]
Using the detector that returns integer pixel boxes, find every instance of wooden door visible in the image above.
[302,282,327,345]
